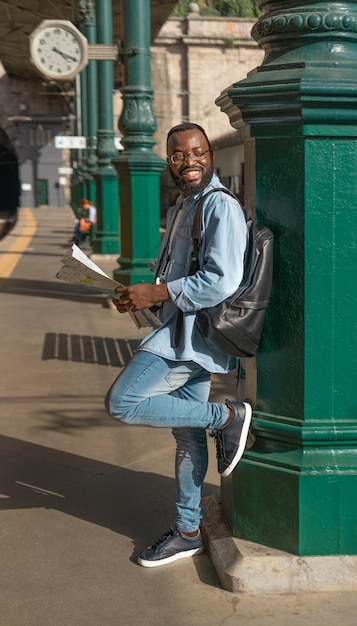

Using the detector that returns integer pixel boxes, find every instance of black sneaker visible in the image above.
[138,527,203,568]
[211,400,252,477]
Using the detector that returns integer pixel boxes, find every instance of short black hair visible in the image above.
[166,122,212,152]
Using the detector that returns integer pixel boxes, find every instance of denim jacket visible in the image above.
[139,173,247,373]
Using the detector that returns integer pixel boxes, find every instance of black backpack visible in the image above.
[172,188,274,358]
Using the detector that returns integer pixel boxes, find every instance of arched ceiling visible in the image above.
[0,1,176,86]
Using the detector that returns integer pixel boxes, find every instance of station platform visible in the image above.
[0,205,356,625]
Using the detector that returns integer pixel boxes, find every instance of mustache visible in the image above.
[169,162,214,196]
[180,166,203,175]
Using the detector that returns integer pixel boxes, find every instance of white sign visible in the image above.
[22,183,32,191]
[55,136,86,149]
[59,167,73,175]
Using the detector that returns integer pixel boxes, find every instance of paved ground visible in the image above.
[0,206,356,625]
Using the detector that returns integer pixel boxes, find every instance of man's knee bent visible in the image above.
[105,387,126,421]
[105,387,139,424]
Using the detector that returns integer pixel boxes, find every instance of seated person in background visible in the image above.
[71,198,97,245]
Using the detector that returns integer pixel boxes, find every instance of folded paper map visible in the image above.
[56,244,161,329]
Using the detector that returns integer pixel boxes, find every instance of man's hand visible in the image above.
[112,283,170,313]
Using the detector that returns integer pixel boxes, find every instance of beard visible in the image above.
[169,163,214,196]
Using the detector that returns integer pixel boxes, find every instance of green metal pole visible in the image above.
[217,0,357,556]
[112,0,165,284]
[78,67,89,199]
[70,74,84,211]
[91,0,119,255]
[79,0,98,204]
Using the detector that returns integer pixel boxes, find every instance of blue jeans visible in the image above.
[105,350,229,532]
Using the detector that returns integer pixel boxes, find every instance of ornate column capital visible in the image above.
[118,88,157,151]
[217,1,357,128]
[78,0,96,27]
[254,1,357,63]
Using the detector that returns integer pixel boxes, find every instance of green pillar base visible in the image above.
[112,152,165,286]
[91,234,119,255]
[86,176,96,206]
[78,171,90,201]
[113,256,155,286]
[92,167,119,255]
[202,494,357,594]
[222,441,357,556]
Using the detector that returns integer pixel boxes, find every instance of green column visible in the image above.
[112,0,165,285]
[70,76,83,209]
[79,0,98,203]
[78,68,90,199]
[91,0,119,254]
[217,0,357,556]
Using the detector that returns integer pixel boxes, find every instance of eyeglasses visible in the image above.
[168,149,211,165]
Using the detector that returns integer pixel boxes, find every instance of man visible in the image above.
[105,122,251,568]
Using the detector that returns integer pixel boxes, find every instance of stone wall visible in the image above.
[150,14,264,158]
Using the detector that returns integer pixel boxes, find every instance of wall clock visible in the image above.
[29,20,88,81]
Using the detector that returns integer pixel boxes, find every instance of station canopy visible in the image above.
[0,1,176,87]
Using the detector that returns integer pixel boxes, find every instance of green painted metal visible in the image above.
[217,0,357,555]
[222,446,357,555]
[91,0,119,255]
[113,160,164,284]
[69,78,82,214]
[112,0,165,284]
[83,0,98,205]
[79,67,90,199]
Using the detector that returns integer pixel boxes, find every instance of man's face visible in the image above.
[167,129,214,197]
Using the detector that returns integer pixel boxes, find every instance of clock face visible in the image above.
[29,20,88,80]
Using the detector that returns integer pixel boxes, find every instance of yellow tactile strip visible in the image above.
[0,208,36,288]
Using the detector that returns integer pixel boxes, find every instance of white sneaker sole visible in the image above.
[138,545,204,568]
[221,402,252,478]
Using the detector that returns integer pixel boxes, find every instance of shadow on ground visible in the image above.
[0,434,220,575]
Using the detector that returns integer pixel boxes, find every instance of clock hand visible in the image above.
[52,47,78,63]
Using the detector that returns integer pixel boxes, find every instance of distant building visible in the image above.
[149,12,263,212]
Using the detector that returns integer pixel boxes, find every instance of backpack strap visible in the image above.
[191,187,238,247]
[171,187,240,349]
[155,196,184,281]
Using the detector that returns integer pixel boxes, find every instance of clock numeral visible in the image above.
[39,38,46,45]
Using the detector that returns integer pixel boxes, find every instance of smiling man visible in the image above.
[167,125,214,195]
[105,122,251,568]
